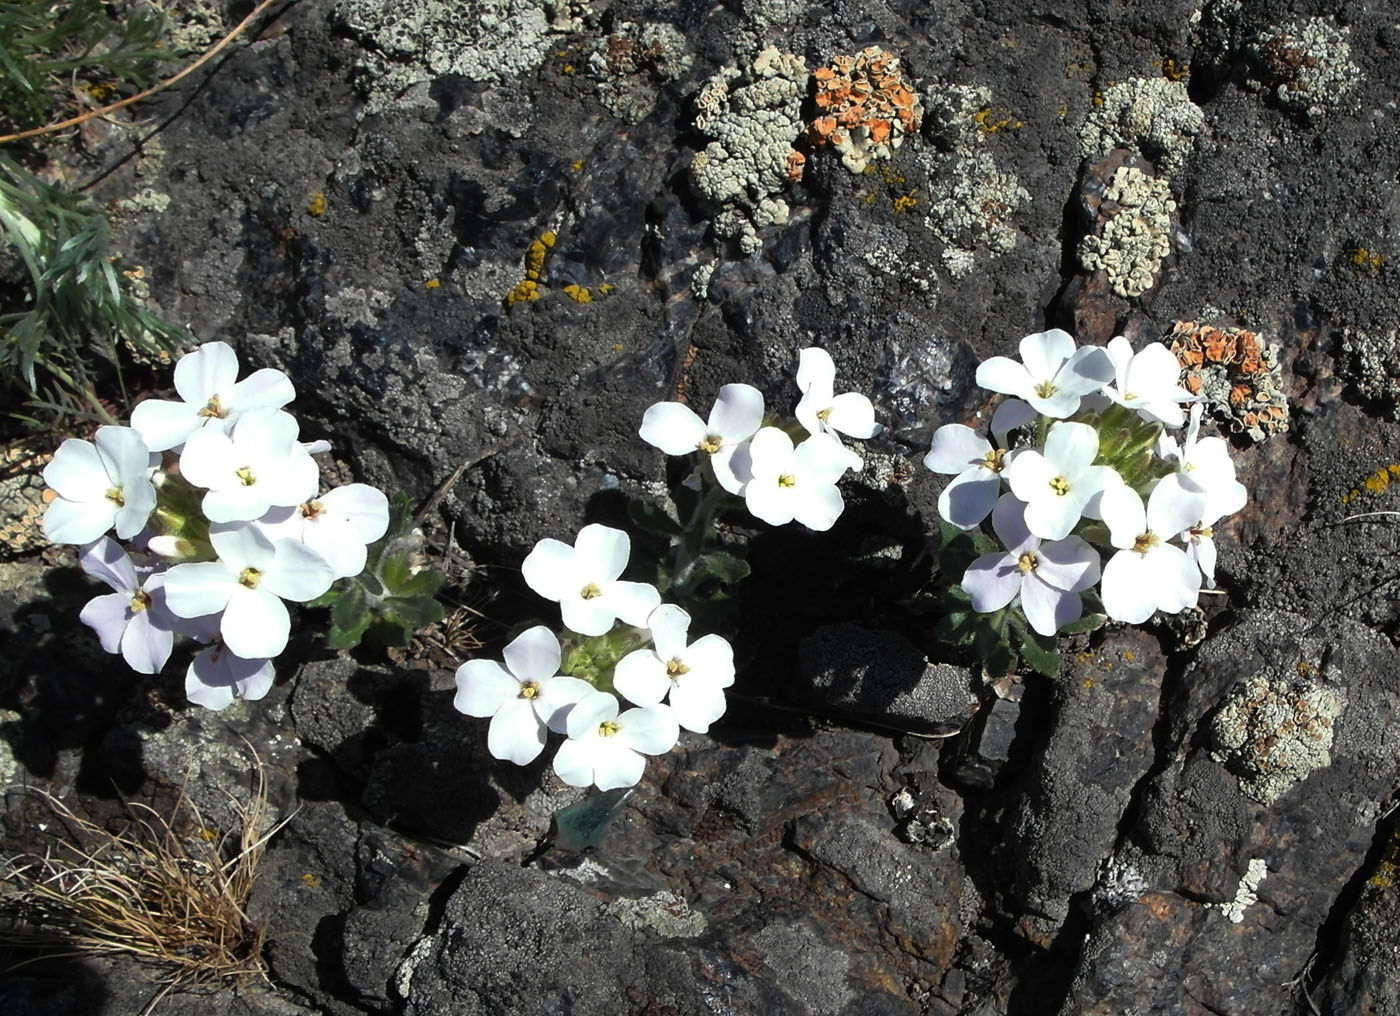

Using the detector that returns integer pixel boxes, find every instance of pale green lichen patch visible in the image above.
[1341,326,1400,418]
[1210,671,1342,805]
[1078,165,1175,298]
[1250,17,1360,123]
[587,21,692,124]
[1079,77,1204,179]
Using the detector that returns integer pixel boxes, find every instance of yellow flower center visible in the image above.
[816,406,833,422]
[1017,551,1038,574]
[238,567,262,589]
[235,466,257,487]
[130,590,151,613]
[580,582,602,600]
[666,657,689,678]
[981,448,1006,473]
[598,721,621,737]
[697,435,722,454]
[198,395,227,419]
[1132,532,1159,554]
[301,499,325,519]
[1194,524,1213,540]
[1034,380,1058,399]
[1050,476,1070,496]
[519,681,541,700]
[777,474,796,488]
[104,487,125,507]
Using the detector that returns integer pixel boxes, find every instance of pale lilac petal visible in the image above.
[639,402,707,455]
[683,634,735,687]
[318,484,390,543]
[173,341,238,405]
[209,522,276,571]
[589,741,647,791]
[1035,536,1101,592]
[1019,329,1077,379]
[619,704,680,755]
[1005,450,1058,505]
[1043,422,1099,474]
[502,625,561,682]
[119,611,174,674]
[1058,345,1115,391]
[669,679,728,733]
[1145,544,1202,614]
[795,348,836,405]
[1021,576,1081,637]
[522,538,584,602]
[185,646,274,710]
[221,587,290,659]
[1106,335,1134,390]
[710,442,751,494]
[43,439,108,502]
[613,650,670,706]
[261,540,334,603]
[536,676,595,732]
[163,561,236,618]
[1024,491,1087,542]
[939,468,1000,530]
[78,537,138,593]
[42,496,113,544]
[79,592,131,653]
[600,580,662,627]
[961,553,1022,613]
[551,737,598,787]
[825,392,877,439]
[299,516,368,580]
[575,524,630,583]
[130,399,201,452]
[707,384,764,442]
[792,484,845,531]
[1194,536,1219,586]
[256,447,320,509]
[93,427,151,484]
[924,424,991,475]
[989,493,1035,555]
[990,399,1036,445]
[565,691,620,739]
[453,660,520,717]
[228,368,295,412]
[646,604,692,660]
[1100,552,1154,623]
[975,356,1033,398]
[202,485,275,524]
[112,480,156,540]
[487,698,547,765]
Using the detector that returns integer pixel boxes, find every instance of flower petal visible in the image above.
[209,521,276,571]
[565,690,620,739]
[1020,576,1081,637]
[453,660,520,717]
[536,676,594,732]
[319,484,391,543]
[825,392,877,439]
[1100,551,1154,623]
[669,678,728,733]
[618,704,679,755]
[120,611,175,674]
[79,592,131,654]
[682,634,735,687]
[792,483,845,532]
[78,536,138,593]
[487,698,547,765]
[1099,484,1147,550]
[173,341,238,405]
[590,740,647,791]
[228,367,296,413]
[43,439,109,502]
[575,524,630,583]
[1044,421,1100,475]
[924,424,991,475]
[221,587,290,659]
[989,493,1035,555]
[1035,536,1102,593]
[708,384,764,442]
[961,553,1022,613]
[130,398,201,452]
[975,356,1033,398]
[645,603,692,660]
[639,402,707,455]
[502,625,562,682]
[521,538,583,603]
[600,580,662,628]
[795,347,836,405]
[1019,329,1077,379]
[990,399,1037,446]
[163,561,236,618]
[613,649,670,706]
[551,737,598,787]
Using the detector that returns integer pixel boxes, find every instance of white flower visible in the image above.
[613,604,735,732]
[1005,421,1122,540]
[453,626,594,765]
[42,426,157,544]
[924,424,1012,530]
[974,329,1115,418]
[162,522,335,659]
[130,341,296,452]
[742,428,851,531]
[521,524,661,637]
[178,408,320,524]
[1103,336,1197,427]
[1098,477,1209,623]
[1168,404,1248,521]
[256,484,390,580]
[639,384,764,494]
[795,347,878,440]
[553,691,679,790]
[76,537,178,674]
[184,643,276,711]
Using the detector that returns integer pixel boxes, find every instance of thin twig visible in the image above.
[0,0,289,146]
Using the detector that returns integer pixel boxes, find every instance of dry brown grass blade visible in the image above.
[0,742,294,1003]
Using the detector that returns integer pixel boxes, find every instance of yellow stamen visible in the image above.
[666,658,689,678]
[519,681,541,700]
[1034,380,1058,399]
[1017,551,1038,574]
[130,590,151,613]
[697,436,722,454]
[198,395,227,419]
[235,466,257,487]
[777,474,796,488]
[238,567,261,589]
[104,487,125,507]
[1132,532,1159,554]
[816,407,833,422]
[598,721,621,737]
[1050,476,1070,496]
[301,499,325,519]
[981,448,1006,473]
[580,582,602,600]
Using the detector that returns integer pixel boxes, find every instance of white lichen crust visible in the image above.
[1080,78,1204,179]
[689,46,807,255]
[1341,326,1400,417]
[1210,672,1343,804]
[1078,165,1176,298]
[1251,17,1361,122]
[588,22,693,124]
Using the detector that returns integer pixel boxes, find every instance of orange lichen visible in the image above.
[1347,246,1387,274]
[784,149,807,182]
[1169,321,1288,441]
[306,192,326,217]
[1339,463,1400,503]
[504,231,557,308]
[807,46,921,172]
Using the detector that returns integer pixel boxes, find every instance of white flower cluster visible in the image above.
[926,330,1246,634]
[42,342,390,709]
[638,347,877,530]
[454,524,734,790]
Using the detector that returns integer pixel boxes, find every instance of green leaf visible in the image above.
[628,498,684,538]
[330,584,369,632]
[552,788,633,850]
[394,569,446,598]
[932,610,977,644]
[326,612,373,650]
[1017,631,1063,678]
[698,551,750,585]
[1058,612,1107,636]
[384,595,444,629]
[378,552,412,590]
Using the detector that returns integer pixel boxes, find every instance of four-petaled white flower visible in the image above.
[975,329,1115,418]
[795,347,878,442]
[1103,337,1198,427]
[639,384,764,494]
[179,408,320,524]
[256,484,390,580]
[130,341,296,452]
[163,522,334,659]
[77,537,179,674]
[522,524,661,636]
[960,495,1102,636]
[453,626,594,765]
[553,691,679,790]
[43,426,157,544]
[1005,422,1122,541]
[925,424,1013,530]
[1163,406,1247,587]
[742,428,852,531]
[1098,477,1209,623]
[185,643,276,711]
[613,604,735,732]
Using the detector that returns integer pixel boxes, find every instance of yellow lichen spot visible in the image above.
[562,64,574,73]
[1123,650,1136,662]
[973,107,1021,134]
[198,827,219,842]
[84,81,119,102]
[1055,103,1069,118]
[571,159,584,172]
[1092,90,1105,107]
[301,872,322,889]
[613,343,624,351]
[563,284,592,304]
[504,279,540,308]
[1162,58,1189,82]
[1081,676,1096,689]
[891,192,918,213]
[424,278,440,290]
[1348,246,1387,274]
[306,191,326,217]
[598,282,614,295]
